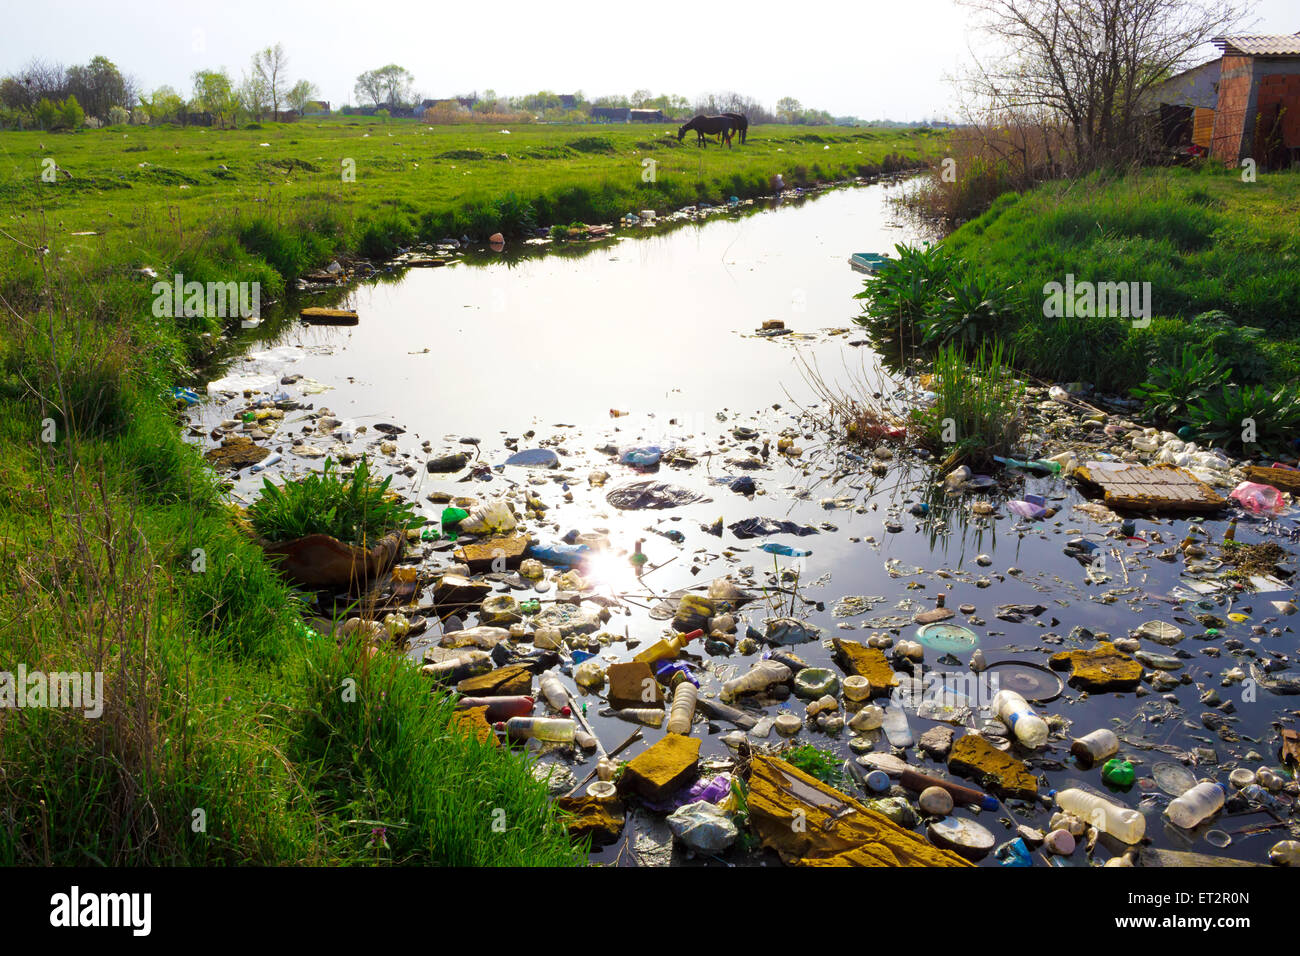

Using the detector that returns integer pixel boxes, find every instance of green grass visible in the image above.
[934,166,1300,394]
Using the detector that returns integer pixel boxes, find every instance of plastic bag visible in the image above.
[667,800,738,852]
[458,498,517,534]
[1229,481,1285,515]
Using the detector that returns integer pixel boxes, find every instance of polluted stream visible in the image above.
[187,180,1300,867]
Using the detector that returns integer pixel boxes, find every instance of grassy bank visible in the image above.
[0,119,944,866]
[853,165,1300,458]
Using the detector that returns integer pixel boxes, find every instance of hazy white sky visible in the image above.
[2,0,1295,119]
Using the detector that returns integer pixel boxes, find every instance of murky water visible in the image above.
[191,180,1298,867]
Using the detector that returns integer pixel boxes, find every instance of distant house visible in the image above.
[456,96,478,109]
[1141,33,1300,167]
[301,101,331,117]
[590,106,630,122]
[1210,33,1300,167]
[1143,59,1221,150]
[629,108,664,122]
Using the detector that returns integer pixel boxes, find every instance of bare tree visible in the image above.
[958,0,1253,165]
[252,43,289,118]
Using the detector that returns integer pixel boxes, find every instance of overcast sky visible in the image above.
[2,0,1295,119]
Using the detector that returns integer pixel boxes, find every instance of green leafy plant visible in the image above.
[853,242,956,339]
[1131,344,1231,426]
[919,269,1014,348]
[248,456,425,545]
[1188,384,1300,456]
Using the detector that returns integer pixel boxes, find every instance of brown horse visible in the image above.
[677,114,733,148]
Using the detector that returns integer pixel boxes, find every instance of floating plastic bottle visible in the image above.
[881,706,913,747]
[1166,782,1226,829]
[992,689,1049,748]
[611,707,665,728]
[1070,728,1119,766]
[456,696,534,721]
[1056,788,1146,843]
[538,673,569,711]
[633,628,703,666]
[499,716,575,743]
[720,660,791,700]
[666,680,698,735]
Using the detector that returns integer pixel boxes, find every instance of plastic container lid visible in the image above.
[914,622,979,653]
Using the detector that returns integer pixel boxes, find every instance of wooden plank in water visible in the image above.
[299,307,358,325]
[1076,462,1226,513]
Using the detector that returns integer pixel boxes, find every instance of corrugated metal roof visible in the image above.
[1212,33,1300,56]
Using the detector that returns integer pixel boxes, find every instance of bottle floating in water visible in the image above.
[1166,782,1226,829]
[992,689,1049,748]
[1070,728,1119,766]
[721,660,791,700]
[881,706,913,747]
[610,707,665,728]
[1056,788,1146,843]
[666,680,698,735]
[456,696,534,721]
[499,717,575,743]
[538,673,569,711]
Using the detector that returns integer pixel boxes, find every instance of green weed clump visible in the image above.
[248,456,425,545]
[910,340,1025,467]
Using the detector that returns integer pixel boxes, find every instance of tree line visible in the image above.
[0,45,320,130]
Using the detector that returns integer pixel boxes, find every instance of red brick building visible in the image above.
[1209,34,1300,167]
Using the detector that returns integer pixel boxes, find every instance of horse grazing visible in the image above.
[677,114,734,148]
[721,112,748,144]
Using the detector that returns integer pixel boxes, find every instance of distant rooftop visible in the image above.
[1212,33,1300,56]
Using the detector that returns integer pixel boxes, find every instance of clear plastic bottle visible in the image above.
[1166,781,1226,829]
[666,680,697,735]
[720,660,791,700]
[499,716,575,743]
[1056,788,1146,843]
[612,707,665,728]
[1070,728,1119,766]
[538,673,569,711]
[992,689,1049,748]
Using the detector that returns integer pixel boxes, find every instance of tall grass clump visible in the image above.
[910,340,1025,467]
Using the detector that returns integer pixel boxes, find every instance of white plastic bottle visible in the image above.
[1056,788,1146,843]
[1166,781,1226,829]
[665,681,697,735]
[721,660,790,700]
[538,673,568,711]
[992,689,1049,748]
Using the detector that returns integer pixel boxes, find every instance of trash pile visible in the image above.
[187,258,1300,869]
